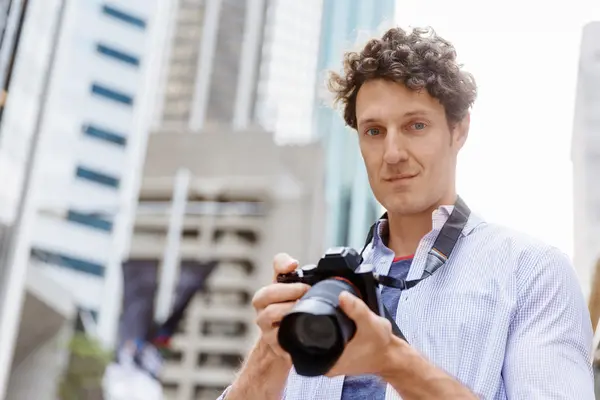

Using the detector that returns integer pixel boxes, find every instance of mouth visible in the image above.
[384,174,418,183]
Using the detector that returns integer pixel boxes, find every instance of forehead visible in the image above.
[355,79,444,125]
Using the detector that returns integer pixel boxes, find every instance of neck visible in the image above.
[386,192,457,258]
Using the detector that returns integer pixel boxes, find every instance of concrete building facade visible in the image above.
[572,21,600,302]
[128,129,325,400]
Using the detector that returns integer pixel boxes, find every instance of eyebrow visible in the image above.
[357,110,431,126]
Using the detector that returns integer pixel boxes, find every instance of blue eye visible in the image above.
[412,122,427,130]
[365,128,380,136]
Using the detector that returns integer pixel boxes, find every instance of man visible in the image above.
[218,26,594,399]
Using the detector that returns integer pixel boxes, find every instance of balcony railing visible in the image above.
[136,200,267,216]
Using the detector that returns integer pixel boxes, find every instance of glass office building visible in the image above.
[313,0,395,249]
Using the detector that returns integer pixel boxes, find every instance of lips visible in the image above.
[384,174,417,182]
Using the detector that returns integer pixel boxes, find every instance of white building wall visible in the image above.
[0,0,67,397]
[95,0,177,348]
[0,6,174,397]
[0,0,55,223]
[25,2,161,342]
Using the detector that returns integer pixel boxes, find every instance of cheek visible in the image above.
[361,156,385,196]
[412,144,450,184]
[423,145,453,182]
[364,160,380,187]
[413,142,438,171]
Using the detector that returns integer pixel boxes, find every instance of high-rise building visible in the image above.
[152,0,268,131]
[0,0,173,396]
[313,0,395,249]
[254,0,324,144]
[128,129,325,400]
[151,0,325,144]
[572,21,600,302]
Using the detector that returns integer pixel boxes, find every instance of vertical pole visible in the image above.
[154,168,190,323]
[232,0,265,131]
[188,0,221,131]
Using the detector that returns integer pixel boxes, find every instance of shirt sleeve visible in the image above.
[502,246,595,399]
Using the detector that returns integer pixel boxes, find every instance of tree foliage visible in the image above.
[57,333,112,400]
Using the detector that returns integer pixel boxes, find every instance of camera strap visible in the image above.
[361,196,471,341]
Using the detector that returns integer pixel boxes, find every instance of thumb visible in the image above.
[339,291,371,322]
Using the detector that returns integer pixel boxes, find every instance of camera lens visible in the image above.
[294,314,337,351]
[278,279,359,376]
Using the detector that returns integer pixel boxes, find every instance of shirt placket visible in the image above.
[395,231,437,343]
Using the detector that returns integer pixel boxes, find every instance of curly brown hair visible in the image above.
[327,26,477,129]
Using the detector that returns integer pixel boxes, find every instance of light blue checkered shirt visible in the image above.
[219,205,594,399]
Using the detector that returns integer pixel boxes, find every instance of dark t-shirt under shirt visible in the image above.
[340,256,412,400]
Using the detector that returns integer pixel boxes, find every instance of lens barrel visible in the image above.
[278,279,358,376]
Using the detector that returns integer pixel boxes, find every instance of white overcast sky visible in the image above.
[394,0,600,258]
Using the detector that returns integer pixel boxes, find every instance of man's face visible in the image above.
[356,79,468,215]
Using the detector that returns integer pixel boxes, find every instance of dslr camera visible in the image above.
[276,247,385,377]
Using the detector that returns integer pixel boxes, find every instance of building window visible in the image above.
[102,4,146,29]
[67,210,113,232]
[31,247,105,277]
[82,124,127,146]
[91,83,134,106]
[96,43,140,67]
[76,166,120,188]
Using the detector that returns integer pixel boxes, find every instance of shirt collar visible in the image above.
[371,204,484,248]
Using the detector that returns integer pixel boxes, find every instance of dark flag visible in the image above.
[151,259,217,348]
[117,259,159,353]
[112,258,216,378]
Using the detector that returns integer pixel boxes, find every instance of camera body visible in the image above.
[276,247,384,316]
[276,247,385,377]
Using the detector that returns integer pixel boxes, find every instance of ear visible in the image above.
[452,113,470,150]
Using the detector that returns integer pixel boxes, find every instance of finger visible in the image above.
[252,283,309,311]
[256,301,297,331]
[338,291,372,323]
[272,253,299,281]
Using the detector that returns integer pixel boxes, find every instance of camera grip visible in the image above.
[276,272,301,284]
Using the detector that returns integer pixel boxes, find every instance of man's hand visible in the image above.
[325,291,394,378]
[225,253,309,400]
[252,253,310,360]
[325,291,478,399]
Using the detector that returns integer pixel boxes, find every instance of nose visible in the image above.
[383,129,409,165]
